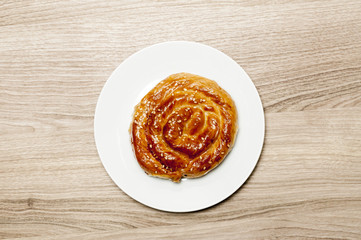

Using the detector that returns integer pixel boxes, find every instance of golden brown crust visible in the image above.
[130,73,238,182]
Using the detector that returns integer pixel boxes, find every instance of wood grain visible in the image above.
[1,0,361,239]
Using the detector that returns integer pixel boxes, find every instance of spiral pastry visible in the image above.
[131,73,238,182]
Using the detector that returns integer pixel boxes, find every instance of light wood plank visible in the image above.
[1,0,361,239]
[1,109,360,239]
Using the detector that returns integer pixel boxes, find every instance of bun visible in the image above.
[131,73,238,182]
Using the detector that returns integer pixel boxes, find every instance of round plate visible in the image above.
[94,41,264,212]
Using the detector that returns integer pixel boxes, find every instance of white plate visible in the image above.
[94,41,264,212]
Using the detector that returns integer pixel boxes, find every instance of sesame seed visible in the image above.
[200,156,202,160]
[161,153,164,157]
[177,120,181,123]
[190,167,193,171]
[184,88,187,91]
[155,171,158,173]
[221,151,224,154]
[149,144,152,148]
[208,161,212,164]
[185,164,188,167]
[227,144,230,147]
[203,167,206,170]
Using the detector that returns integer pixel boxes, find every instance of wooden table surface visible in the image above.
[1,0,361,239]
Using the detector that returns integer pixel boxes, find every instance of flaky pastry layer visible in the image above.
[131,73,238,182]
